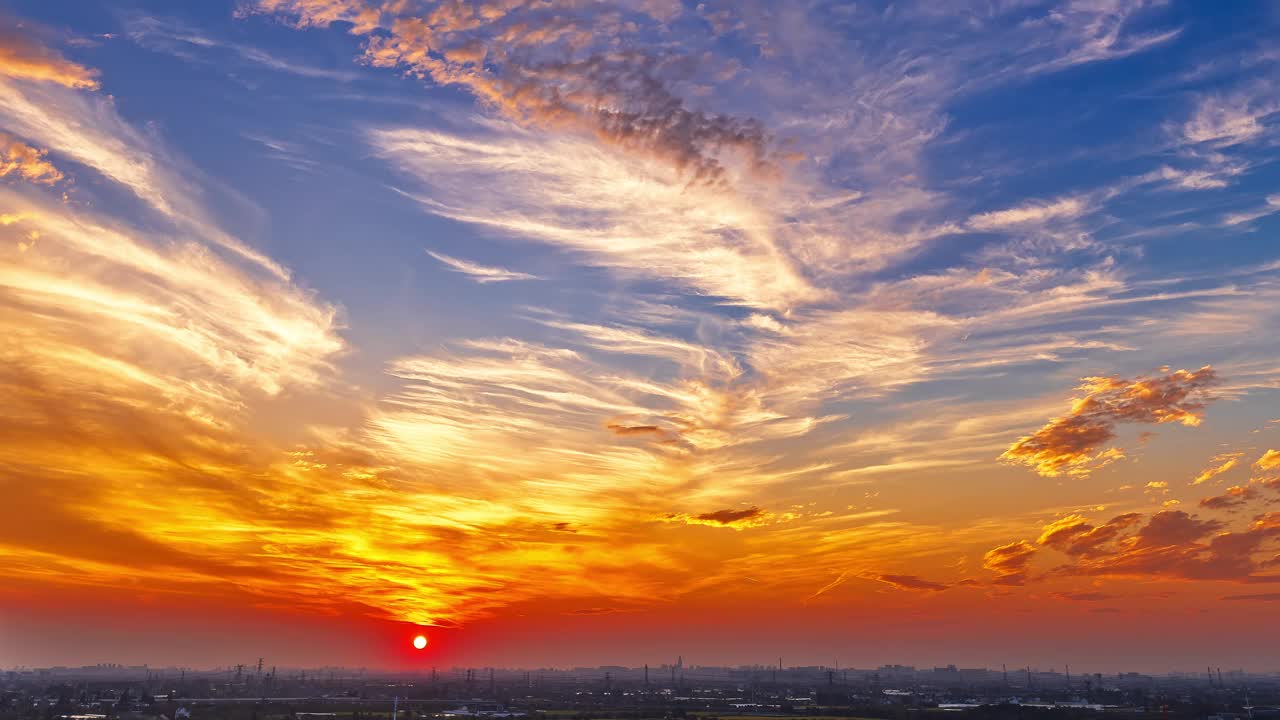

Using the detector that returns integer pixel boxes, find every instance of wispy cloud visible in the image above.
[967,197,1089,231]
[427,250,538,283]
[1222,195,1280,227]
[1191,452,1243,485]
[0,23,99,88]
[124,15,360,82]
[1181,88,1277,147]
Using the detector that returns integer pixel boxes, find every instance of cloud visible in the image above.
[1021,0,1182,74]
[1022,510,1280,584]
[1049,591,1114,602]
[606,423,666,437]
[0,132,62,184]
[1182,89,1276,147]
[1199,485,1257,511]
[564,607,618,616]
[427,250,538,283]
[804,571,851,603]
[1255,449,1280,472]
[983,540,1037,585]
[256,0,777,185]
[373,124,818,309]
[1001,366,1218,477]
[664,506,769,529]
[0,25,100,89]
[1192,452,1243,485]
[1037,513,1144,556]
[1222,195,1280,227]
[967,197,1088,232]
[869,573,949,592]
[124,15,361,83]
[1145,164,1241,191]
[0,63,291,277]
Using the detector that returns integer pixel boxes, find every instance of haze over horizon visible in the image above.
[2,0,1280,674]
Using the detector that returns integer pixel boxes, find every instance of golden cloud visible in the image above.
[0,132,62,184]
[0,26,100,89]
[1016,509,1280,584]
[1193,451,1243,485]
[1001,366,1218,477]
[1256,449,1280,472]
[983,540,1036,585]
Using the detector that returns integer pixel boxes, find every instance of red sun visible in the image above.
[412,634,428,650]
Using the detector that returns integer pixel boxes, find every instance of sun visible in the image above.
[412,634,428,650]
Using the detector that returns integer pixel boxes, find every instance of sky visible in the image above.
[1,0,1280,674]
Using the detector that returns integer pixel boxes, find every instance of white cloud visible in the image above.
[967,197,1088,231]
[427,250,539,283]
[1222,195,1280,227]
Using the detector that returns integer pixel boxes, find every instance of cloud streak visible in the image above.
[426,249,538,283]
[0,24,100,89]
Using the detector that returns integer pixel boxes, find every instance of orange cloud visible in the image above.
[1256,449,1280,472]
[1199,485,1258,510]
[1048,590,1114,602]
[1037,512,1143,556]
[0,132,62,184]
[1001,366,1218,477]
[870,573,949,592]
[607,423,666,437]
[1021,510,1280,584]
[983,540,1036,585]
[0,26,100,89]
[1192,451,1243,485]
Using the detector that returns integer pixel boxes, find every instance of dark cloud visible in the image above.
[260,0,777,185]
[871,573,949,592]
[1049,591,1114,602]
[607,423,665,436]
[1026,510,1280,584]
[1199,485,1258,510]
[660,505,769,529]
[564,606,618,615]
[695,506,765,525]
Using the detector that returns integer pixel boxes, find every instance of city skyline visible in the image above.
[2,1,1280,672]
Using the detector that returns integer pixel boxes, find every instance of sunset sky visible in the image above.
[2,0,1280,673]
